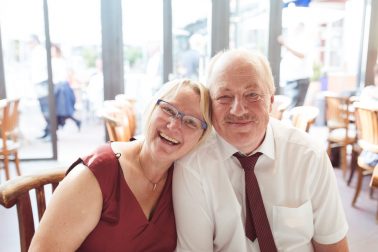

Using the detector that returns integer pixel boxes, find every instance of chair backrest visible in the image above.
[114,94,137,136]
[287,106,319,132]
[1,98,21,144]
[353,102,378,153]
[324,93,351,131]
[117,102,136,137]
[270,95,292,120]
[101,112,132,142]
[0,169,66,252]
[99,99,136,141]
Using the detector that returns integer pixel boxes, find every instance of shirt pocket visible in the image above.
[272,200,314,252]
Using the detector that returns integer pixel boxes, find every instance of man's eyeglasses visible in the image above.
[156,99,207,130]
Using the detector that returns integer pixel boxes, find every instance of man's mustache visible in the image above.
[224,114,259,123]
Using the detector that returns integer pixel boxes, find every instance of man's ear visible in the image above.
[269,95,274,113]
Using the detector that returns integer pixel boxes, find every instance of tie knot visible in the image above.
[233,152,262,171]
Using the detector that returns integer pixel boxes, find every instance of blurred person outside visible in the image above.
[51,43,81,132]
[177,34,204,80]
[86,58,104,121]
[29,79,212,251]
[28,34,49,139]
[278,22,314,108]
[146,42,163,93]
[173,49,349,251]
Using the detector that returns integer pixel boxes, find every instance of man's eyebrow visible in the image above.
[212,81,229,91]
[216,86,230,92]
[215,84,259,92]
[244,84,259,90]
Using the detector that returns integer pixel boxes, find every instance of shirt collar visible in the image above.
[215,121,275,161]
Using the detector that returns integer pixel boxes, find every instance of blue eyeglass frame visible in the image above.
[156,99,208,130]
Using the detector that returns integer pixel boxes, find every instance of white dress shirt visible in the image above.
[173,118,348,252]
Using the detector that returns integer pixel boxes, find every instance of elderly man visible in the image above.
[173,49,349,252]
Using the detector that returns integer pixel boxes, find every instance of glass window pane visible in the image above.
[0,0,53,159]
[0,0,104,160]
[230,0,269,55]
[48,0,104,161]
[122,0,163,134]
[172,0,211,82]
[279,1,365,110]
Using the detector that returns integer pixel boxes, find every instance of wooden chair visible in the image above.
[114,94,137,136]
[324,93,356,177]
[371,165,378,188]
[0,169,66,252]
[270,95,292,120]
[287,106,319,132]
[0,98,21,180]
[98,98,137,142]
[371,165,378,222]
[100,111,132,142]
[351,103,378,221]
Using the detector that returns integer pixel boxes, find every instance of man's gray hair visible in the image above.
[206,48,276,95]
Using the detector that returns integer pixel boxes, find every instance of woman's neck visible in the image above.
[138,142,172,184]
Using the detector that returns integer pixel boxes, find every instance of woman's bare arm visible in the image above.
[29,164,103,252]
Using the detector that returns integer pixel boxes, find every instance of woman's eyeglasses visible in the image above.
[156,99,207,130]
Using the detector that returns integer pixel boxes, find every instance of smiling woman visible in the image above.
[28,78,212,252]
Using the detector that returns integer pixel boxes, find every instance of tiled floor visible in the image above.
[1,124,378,251]
[337,168,378,251]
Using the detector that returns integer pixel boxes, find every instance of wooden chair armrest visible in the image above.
[0,169,66,208]
[0,169,66,252]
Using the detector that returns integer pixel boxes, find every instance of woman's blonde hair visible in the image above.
[143,79,212,144]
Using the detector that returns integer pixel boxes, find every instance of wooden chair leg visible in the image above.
[4,155,10,180]
[14,152,21,176]
[352,167,363,206]
[340,146,347,178]
[348,147,358,185]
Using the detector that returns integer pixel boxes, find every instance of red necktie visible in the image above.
[233,152,277,252]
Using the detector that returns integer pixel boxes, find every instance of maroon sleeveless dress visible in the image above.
[66,143,176,252]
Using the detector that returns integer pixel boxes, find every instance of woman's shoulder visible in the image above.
[82,141,137,164]
[72,142,127,183]
[110,140,140,161]
[81,143,117,168]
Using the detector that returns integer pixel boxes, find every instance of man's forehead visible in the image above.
[215,55,254,72]
[212,81,260,93]
[211,68,259,86]
[212,58,258,81]
[209,55,260,88]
